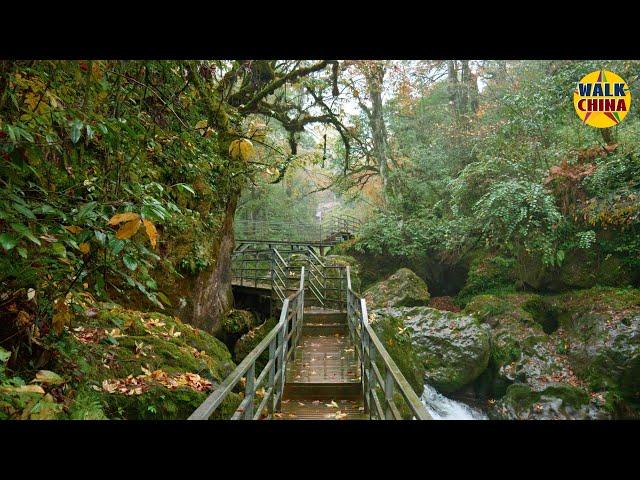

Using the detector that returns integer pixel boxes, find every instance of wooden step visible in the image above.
[277,398,367,420]
[283,382,362,400]
[287,334,360,384]
[302,324,347,335]
[303,310,347,325]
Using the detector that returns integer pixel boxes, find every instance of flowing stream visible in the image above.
[420,384,488,420]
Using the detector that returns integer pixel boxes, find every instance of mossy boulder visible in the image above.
[364,268,430,309]
[548,287,640,411]
[464,294,549,367]
[463,293,568,400]
[598,255,633,287]
[370,306,491,394]
[218,309,259,349]
[368,309,425,395]
[233,318,278,373]
[465,288,640,418]
[36,295,240,420]
[490,383,603,420]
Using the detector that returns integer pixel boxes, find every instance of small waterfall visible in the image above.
[420,384,488,420]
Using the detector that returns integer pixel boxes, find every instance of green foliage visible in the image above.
[457,255,516,305]
[473,180,563,266]
[353,60,640,294]
[0,60,240,331]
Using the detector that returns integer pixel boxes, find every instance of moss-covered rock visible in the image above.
[370,306,491,394]
[368,309,425,395]
[22,294,241,420]
[233,318,278,373]
[464,293,549,361]
[465,287,640,418]
[364,268,430,309]
[598,255,633,287]
[490,383,603,420]
[463,293,575,400]
[218,309,259,350]
[547,287,640,413]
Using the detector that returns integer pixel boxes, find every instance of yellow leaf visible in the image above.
[108,212,140,226]
[116,218,142,240]
[143,219,158,249]
[79,242,90,254]
[228,139,254,161]
[64,225,82,234]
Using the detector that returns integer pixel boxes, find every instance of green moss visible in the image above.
[221,309,256,336]
[458,254,516,306]
[364,268,430,309]
[464,292,547,323]
[557,252,633,290]
[47,301,237,420]
[501,383,589,411]
[549,286,640,319]
[233,318,278,372]
[522,297,562,334]
[369,312,425,395]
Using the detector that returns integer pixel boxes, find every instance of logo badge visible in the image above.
[573,69,631,128]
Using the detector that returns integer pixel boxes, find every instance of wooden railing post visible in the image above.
[368,346,377,419]
[279,299,289,402]
[361,327,369,414]
[275,325,284,411]
[245,362,255,419]
[268,337,276,417]
[384,365,394,420]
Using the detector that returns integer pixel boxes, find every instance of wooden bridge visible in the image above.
[189,215,431,420]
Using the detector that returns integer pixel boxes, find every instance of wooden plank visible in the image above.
[277,398,366,420]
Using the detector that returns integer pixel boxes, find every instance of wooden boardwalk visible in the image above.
[278,309,366,420]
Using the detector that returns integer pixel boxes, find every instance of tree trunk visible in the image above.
[364,62,391,197]
[190,190,239,332]
[461,61,479,114]
[447,60,459,116]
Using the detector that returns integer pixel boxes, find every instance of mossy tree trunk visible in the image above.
[191,189,238,332]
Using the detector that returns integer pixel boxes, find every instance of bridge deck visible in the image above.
[278,309,366,420]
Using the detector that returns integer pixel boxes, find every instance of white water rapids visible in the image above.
[420,384,488,420]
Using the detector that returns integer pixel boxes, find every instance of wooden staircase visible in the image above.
[278,309,366,420]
